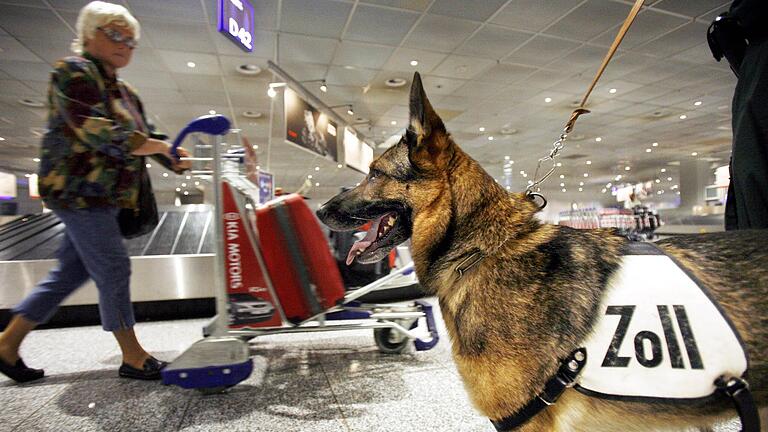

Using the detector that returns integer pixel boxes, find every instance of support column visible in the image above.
[679,159,714,210]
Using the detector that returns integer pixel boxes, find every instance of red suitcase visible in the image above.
[256,194,346,324]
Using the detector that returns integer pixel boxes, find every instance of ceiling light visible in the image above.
[410,60,419,66]
[195,181,200,186]
[385,78,407,88]
[606,182,612,187]
[562,188,567,192]
[186,61,196,68]
[615,175,622,181]
[578,187,583,192]
[337,164,343,169]
[679,114,687,120]
[652,142,658,147]
[544,97,552,103]
[267,87,277,98]
[559,174,565,179]
[163,173,169,177]
[504,155,509,160]
[560,182,565,187]
[556,162,562,167]
[175,188,181,192]
[579,182,584,186]
[625,166,631,171]
[488,136,494,141]
[661,168,666,173]
[391,120,397,126]
[479,127,486,132]
[602,188,607,193]
[32,157,40,162]
[667,177,672,181]
[209,110,216,115]
[520,171,526,175]
[691,152,698,156]
[145,163,152,168]
[242,111,263,119]
[655,179,661,183]
[237,64,262,75]
[646,148,652,153]
[694,101,702,106]
[186,175,191,179]
[307,175,313,179]
[24,173,31,178]
[315,182,320,187]
[314,166,320,171]
[583,173,589,177]
[184,191,189,196]
[0,137,4,141]
[347,107,354,115]
[609,88,617,94]
[586,161,592,165]
[595,137,602,142]
[181,183,187,187]
[320,81,328,92]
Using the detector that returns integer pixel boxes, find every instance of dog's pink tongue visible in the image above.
[345,216,384,265]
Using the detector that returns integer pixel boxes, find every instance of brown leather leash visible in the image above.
[526,0,646,199]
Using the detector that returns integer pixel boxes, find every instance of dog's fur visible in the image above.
[317,73,768,431]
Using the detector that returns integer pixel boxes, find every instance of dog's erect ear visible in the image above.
[408,72,451,170]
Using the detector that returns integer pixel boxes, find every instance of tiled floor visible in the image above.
[0,298,740,432]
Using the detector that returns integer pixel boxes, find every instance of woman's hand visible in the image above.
[174,147,192,170]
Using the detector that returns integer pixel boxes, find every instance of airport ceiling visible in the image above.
[0,0,734,206]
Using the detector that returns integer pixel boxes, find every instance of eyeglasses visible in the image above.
[97,27,138,49]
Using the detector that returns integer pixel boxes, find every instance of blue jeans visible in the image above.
[12,207,135,331]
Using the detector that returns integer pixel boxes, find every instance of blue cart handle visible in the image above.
[171,115,232,160]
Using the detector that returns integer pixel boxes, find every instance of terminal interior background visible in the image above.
[0,1,745,431]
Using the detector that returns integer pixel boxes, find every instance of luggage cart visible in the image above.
[161,116,439,393]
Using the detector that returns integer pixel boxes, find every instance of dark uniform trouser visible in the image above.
[727,39,768,230]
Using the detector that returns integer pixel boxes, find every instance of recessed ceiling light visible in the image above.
[314,166,320,171]
[559,174,565,179]
[195,181,200,186]
[520,171,526,175]
[578,187,583,191]
[615,175,622,181]
[661,168,666,173]
[146,163,152,168]
[544,97,552,103]
[479,127,485,132]
[385,78,407,88]
[579,182,584,186]
[586,161,591,165]
[184,191,189,196]
[562,188,567,192]
[556,162,562,167]
[307,174,313,179]
[679,114,687,120]
[504,155,509,160]
[488,136,494,141]
[652,142,659,147]
[667,177,672,181]
[391,120,397,125]
[186,61,196,68]
[163,173,169,177]
[337,164,343,169]
[186,175,191,180]
[602,188,607,193]
[175,188,181,192]
[242,111,262,118]
[237,64,262,75]
[655,179,661,183]
[609,88,617,94]
[315,182,320,187]
[209,110,216,115]
[691,152,698,156]
[181,183,187,187]
[24,173,31,178]
[0,137,4,141]
[583,173,589,177]
[560,182,565,187]
[694,101,702,106]
[646,148,652,153]
[32,157,40,162]
[625,166,631,171]
[410,60,419,66]
[595,137,602,142]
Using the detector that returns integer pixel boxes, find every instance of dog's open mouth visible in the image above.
[346,211,407,265]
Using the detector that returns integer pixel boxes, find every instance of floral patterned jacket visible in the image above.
[39,52,183,210]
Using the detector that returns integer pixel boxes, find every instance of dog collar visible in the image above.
[490,349,587,431]
[454,252,484,280]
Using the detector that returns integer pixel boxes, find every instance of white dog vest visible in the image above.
[576,243,748,401]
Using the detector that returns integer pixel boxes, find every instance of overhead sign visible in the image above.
[257,170,274,204]
[218,0,254,53]
[343,127,373,174]
[284,88,338,162]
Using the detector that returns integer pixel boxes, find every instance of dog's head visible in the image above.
[316,72,456,265]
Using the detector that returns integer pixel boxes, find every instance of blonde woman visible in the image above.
[0,1,190,382]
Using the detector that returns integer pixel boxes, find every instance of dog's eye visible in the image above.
[369,169,383,180]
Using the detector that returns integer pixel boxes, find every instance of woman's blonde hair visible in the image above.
[71,1,141,54]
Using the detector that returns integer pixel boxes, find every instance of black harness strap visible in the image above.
[490,349,587,431]
[716,376,761,432]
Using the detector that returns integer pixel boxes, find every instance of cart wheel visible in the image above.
[374,328,409,354]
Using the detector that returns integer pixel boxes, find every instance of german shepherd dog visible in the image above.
[316,73,767,431]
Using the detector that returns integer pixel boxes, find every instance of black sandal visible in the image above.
[0,357,45,383]
[118,356,167,380]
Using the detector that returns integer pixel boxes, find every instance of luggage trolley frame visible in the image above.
[161,116,439,392]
